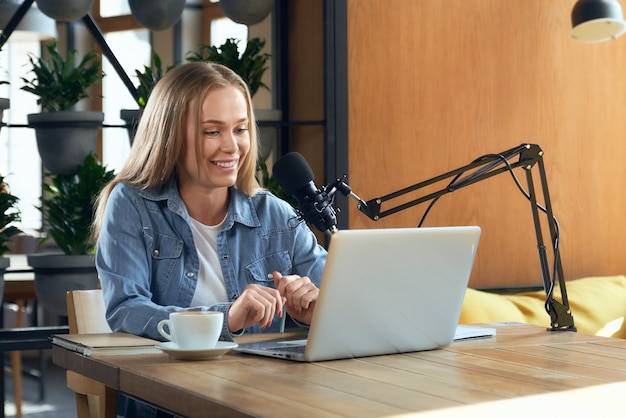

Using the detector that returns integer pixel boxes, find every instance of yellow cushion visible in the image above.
[459,276,626,338]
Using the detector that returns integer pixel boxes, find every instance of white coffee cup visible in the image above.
[157,311,223,350]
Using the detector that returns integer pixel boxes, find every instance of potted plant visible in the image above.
[0,174,22,295]
[27,153,115,316]
[187,37,270,97]
[21,41,104,176]
[256,159,297,207]
[121,51,176,143]
[186,37,281,161]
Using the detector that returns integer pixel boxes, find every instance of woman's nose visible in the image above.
[220,132,238,152]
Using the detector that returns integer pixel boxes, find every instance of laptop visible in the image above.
[234,226,483,362]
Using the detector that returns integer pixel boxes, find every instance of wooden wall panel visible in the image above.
[288,2,325,178]
[346,0,626,288]
[287,1,326,244]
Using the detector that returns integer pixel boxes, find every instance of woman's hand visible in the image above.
[273,271,319,325]
[227,284,285,332]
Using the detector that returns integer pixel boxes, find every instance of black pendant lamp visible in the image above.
[572,0,626,42]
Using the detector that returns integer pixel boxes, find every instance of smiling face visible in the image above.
[176,86,251,197]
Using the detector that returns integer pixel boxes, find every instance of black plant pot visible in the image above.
[220,0,275,25]
[256,109,282,161]
[120,108,141,145]
[35,0,94,22]
[128,0,185,30]
[28,111,103,176]
[27,254,100,317]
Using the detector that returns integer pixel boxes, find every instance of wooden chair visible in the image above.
[65,289,117,418]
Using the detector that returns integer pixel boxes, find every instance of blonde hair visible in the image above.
[92,62,261,240]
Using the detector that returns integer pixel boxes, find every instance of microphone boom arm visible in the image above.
[359,143,575,332]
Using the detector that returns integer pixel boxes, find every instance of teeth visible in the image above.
[214,160,237,168]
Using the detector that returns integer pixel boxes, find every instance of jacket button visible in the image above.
[186,272,194,278]
[153,249,160,256]
[232,294,239,300]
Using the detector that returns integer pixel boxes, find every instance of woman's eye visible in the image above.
[236,127,249,134]
[204,130,219,136]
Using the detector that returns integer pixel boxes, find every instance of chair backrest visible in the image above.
[66,289,112,334]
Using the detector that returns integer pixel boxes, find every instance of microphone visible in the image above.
[272,152,339,235]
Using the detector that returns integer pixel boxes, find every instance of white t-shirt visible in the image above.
[189,216,229,307]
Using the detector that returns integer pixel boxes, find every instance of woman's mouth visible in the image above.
[212,160,238,169]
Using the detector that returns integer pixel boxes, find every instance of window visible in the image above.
[0,40,43,232]
[1,1,249,234]
[203,1,247,46]
[99,2,131,18]
[96,1,247,173]
[210,16,247,47]
[101,30,150,172]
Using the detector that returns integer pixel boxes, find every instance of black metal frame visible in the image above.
[358,143,576,332]
[323,0,349,230]
[0,0,140,105]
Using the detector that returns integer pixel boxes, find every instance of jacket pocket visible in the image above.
[144,228,183,260]
[246,251,292,283]
[144,229,184,292]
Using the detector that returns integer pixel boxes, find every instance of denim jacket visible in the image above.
[96,176,327,342]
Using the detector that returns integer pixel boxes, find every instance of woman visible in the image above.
[93,62,326,343]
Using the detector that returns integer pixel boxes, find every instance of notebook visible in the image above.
[234,226,486,362]
[52,332,161,356]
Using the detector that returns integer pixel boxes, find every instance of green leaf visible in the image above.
[186,37,271,98]
[38,154,115,255]
[255,160,298,208]
[0,175,22,256]
[20,41,104,112]
[134,52,177,107]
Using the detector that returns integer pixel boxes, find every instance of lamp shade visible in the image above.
[0,0,55,42]
[571,0,626,42]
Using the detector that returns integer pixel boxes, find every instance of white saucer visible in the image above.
[156,341,238,360]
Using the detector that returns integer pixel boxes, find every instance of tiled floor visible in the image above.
[3,354,76,418]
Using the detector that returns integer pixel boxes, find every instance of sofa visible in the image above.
[459,275,626,339]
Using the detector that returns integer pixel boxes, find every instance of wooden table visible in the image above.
[52,324,626,417]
